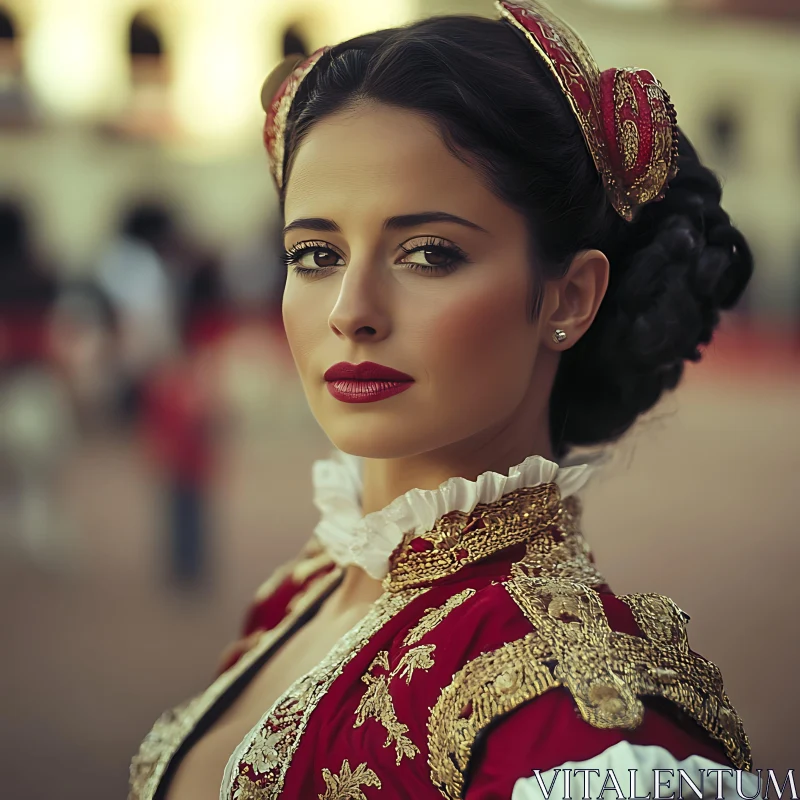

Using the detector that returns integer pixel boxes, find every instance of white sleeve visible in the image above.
[511,741,761,800]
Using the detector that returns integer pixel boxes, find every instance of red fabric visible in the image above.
[464,691,730,798]
[215,546,737,799]
[216,554,337,675]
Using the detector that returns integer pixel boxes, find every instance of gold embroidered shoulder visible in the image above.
[128,487,751,800]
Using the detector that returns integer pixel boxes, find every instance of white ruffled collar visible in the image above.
[311,449,603,580]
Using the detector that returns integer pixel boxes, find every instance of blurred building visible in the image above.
[0,0,798,318]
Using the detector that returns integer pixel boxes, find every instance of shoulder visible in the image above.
[217,535,338,674]
[418,570,751,799]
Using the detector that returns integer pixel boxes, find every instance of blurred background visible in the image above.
[0,0,797,796]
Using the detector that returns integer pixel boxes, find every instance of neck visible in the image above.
[328,397,555,612]
[360,409,554,516]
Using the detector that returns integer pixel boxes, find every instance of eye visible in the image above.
[283,241,345,275]
[398,236,468,274]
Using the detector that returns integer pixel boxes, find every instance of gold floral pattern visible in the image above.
[428,575,752,800]
[225,586,427,797]
[353,645,437,765]
[319,760,381,800]
[403,588,477,647]
[233,773,269,800]
[240,725,294,774]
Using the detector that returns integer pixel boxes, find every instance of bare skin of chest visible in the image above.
[164,599,373,800]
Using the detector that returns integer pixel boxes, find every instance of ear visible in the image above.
[540,249,609,351]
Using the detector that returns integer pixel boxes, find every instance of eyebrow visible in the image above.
[282,211,488,236]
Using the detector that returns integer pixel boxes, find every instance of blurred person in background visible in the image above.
[47,279,122,433]
[0,198,77,568]
[97,202,225,588]
[129,2,761,799]
[141,350,217,589]
[96,202,181,424]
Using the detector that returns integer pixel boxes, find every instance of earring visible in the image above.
[552,329,567,344]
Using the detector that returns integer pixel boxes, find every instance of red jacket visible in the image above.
[129,489,750,800]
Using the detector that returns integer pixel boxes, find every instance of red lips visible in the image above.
[324,362,414,382]
[324,362,414,404]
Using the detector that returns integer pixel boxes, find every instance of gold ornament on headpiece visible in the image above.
[261,48,327,191]
[259,1,679,220]
[496,0,679,221]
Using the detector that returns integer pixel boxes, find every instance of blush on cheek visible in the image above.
[430,285,533,370]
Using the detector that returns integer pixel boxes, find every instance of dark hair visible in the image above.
[280,15,753,460]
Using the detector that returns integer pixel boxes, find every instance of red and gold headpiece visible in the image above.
[261,47,327,190]
[260,0,679,221]
[496,0,679,221]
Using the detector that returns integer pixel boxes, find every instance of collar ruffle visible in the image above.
[311,450,603,580]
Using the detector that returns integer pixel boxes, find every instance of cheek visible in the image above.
[422,280,536,383]
[282,284,324,371]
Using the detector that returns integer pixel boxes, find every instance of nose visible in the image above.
[328,261,391,343]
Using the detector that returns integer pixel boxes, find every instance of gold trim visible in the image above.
[428,633,556,798]
[127,567,342,800]
[514,494,606,587]
[226,585,427,798]
[384,484,562,592]
[428,576,752,799]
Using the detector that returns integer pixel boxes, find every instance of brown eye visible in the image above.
[313,249,340,268]
[398,238,467,274]
[421,247,449,266]
[287,246,344,270]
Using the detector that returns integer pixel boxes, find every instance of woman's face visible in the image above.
[282,103,555,460]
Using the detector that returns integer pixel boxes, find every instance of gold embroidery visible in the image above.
[233,773,269,800]
[240,726,294,774]
[353,644,437,765]
[267,51,325,190]
[227,586,427,797]
[428,576,752,800]
[497,1,678,222]
[127,568,343,800]
[319,760,381,800]
[403,588,477,647]
[513,495,606,587]
[428,635,556,798]
[385,484,562,592]
[395,644,436,683]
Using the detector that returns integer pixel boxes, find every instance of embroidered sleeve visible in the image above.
[427,575,751,800]
[461,689,736,799]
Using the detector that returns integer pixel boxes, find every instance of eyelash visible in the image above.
[281,240,337,277]
[282,236,469,277]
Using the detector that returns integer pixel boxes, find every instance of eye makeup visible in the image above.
[282,240,345,277]
[283,235,471,277]
[397,236,469,275]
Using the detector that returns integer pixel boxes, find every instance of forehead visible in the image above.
[284,103,505,227]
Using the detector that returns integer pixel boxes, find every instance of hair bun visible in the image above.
[551,131,754,452]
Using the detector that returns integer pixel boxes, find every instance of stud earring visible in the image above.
[552,329,567,344]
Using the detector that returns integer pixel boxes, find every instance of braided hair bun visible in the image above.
[549,134,753,453]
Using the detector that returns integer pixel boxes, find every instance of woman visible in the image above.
[129,2,756,798]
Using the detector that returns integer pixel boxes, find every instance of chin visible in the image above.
[322,416,435,460]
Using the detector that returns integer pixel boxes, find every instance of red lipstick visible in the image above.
[324,362,414,404]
